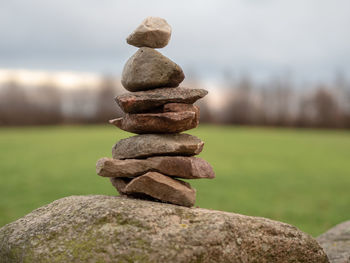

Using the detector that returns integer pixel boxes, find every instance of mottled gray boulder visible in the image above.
[127,17,171,48]
[116,87,207,113]
[112,133,204,159]
[317,220,350,263]
[0,195,329,263]
[109,110,198,134]
[97,156,215,179]
[121,47,184,92]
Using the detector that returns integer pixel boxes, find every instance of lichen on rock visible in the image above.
[0,195,329,263]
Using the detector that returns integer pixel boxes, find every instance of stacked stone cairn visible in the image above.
[96,17,215,207]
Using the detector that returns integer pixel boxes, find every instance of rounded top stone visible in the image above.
[126,17,172,48]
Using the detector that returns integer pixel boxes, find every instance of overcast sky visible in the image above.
[1,0,350,82]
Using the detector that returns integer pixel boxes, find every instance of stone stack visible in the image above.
[96,17,215,207]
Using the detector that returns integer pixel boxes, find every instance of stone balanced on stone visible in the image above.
[96,17,215,207]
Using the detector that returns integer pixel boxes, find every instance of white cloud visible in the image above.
[0,0,349,81]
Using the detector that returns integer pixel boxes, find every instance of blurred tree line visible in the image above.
[0,72,350,129]
[0,75,123,125]
[198,72,350,129]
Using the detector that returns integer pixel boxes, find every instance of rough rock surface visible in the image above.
[121,47,184,92]
[109,177,163,201]
[163,103,199,114]
[163,103,200,125]
[109,111,198,134]
[124,172,196,207]
[0,195,329,263]
[112,133,204,159]
[126,16,171,48]
[97,156,215,179]
[317,220,350,263]
[110,177,132,194]
[116,87,208,113]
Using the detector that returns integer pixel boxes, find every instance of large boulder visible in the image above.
[317,220,350,263]
[0,195,328,263]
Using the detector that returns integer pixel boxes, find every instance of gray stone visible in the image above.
[317,220,350,263]
[126,16,171,48]
[124,172,196,207]
[109,111,197,134]
[121,47,184,92]
[116,87,208,113]
[112,133,204,159]
[0,195,329,263]
[97,156,215,179]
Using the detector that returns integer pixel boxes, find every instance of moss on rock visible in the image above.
[0,195,329,263]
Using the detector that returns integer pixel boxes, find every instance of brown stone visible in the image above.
[109,177,131,195]
[109,177,161,201]
[126,17,171,48]
[109,111,197,134]
[124,172,196,207]
[163,103,200,125]
[97,156,215,179]
[112,133,204,159]
[163,103,199,114]
[121,47,184,92]
[115,87,208,113]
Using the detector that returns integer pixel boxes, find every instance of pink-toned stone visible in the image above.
[109,111,197,134]
[124,172,196,207]
[115,87,208,113]
[96,156,215,179]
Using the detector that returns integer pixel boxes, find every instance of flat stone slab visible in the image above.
[121,47,184,92]
[163,103,200,115]
[115,87,208,113]
[123,172,196,207]
[126,16,171,48]
[109,177,162,201]
[112,133,204,159]
[317,220,350,263]
[0,195,329,263]
[96,156,215,179]
[109,110,197,134]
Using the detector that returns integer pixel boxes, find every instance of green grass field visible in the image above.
[0,125,349,236]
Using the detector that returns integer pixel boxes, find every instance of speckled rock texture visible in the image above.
[121,47,184,92]
[0,195,329,263]
[115,87,208,113]
[124,172,196,207]
[317,220,350,263]
[126,16,172,48]
[109,110,198,134]
[112,133,204,159]
[97,156,215,179]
